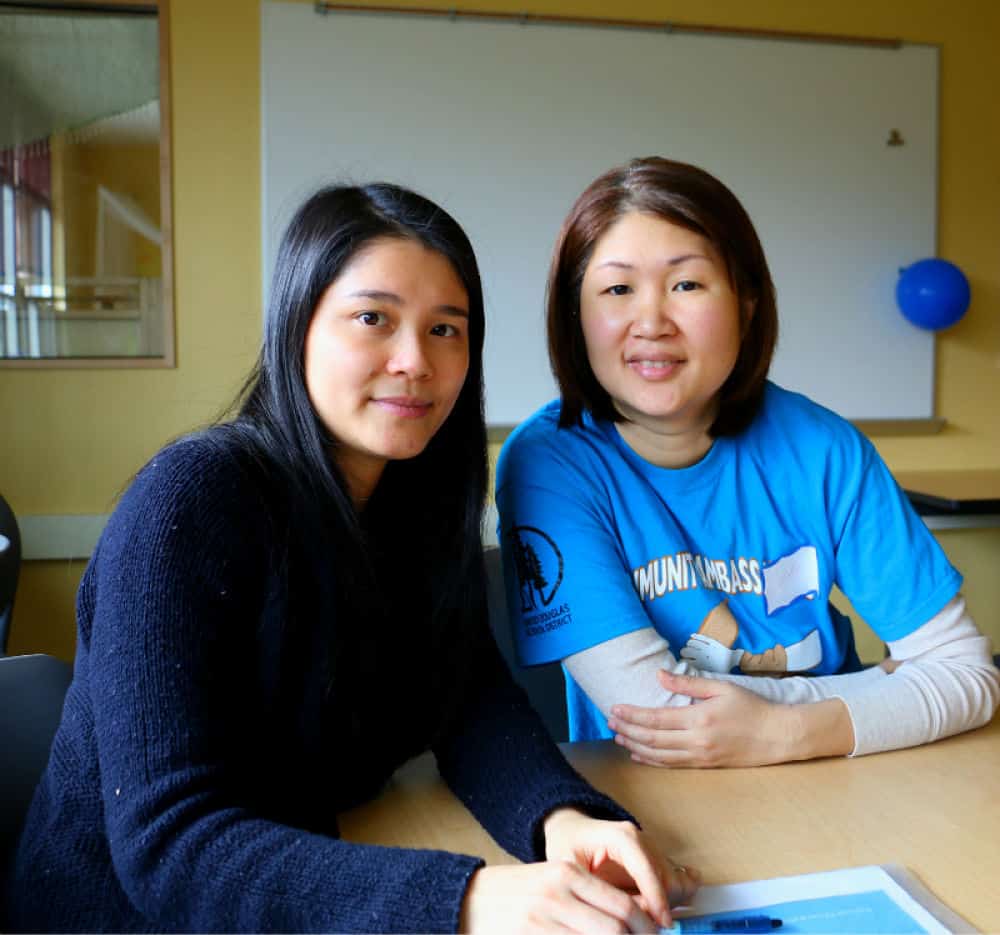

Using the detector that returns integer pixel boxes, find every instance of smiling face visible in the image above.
[579,211,745,465]
[304,236,470,503]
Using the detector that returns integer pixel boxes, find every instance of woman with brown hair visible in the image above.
[496,157,998,767]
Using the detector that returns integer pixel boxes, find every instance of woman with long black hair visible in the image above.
[6,183,696,933]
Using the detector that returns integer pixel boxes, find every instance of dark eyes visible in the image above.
[356,312,462,338]
[357,311,388,326]
[603,280,701,296]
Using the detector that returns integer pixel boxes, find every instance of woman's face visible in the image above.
[579,211,744,446]
[304,236,470,500]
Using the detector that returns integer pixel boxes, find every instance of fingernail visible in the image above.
[607,717,618,730]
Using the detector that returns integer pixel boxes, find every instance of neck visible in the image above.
[332,449,386,511]
[615,405,717,469]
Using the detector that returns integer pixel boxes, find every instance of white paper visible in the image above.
[669,864,976,934]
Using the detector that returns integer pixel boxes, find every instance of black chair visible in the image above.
[485,547,568,742]
[0,653,73,890]
[0,493,21,655]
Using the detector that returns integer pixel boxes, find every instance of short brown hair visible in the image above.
[546,157,778,436]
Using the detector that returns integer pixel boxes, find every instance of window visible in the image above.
[0,2,173,367]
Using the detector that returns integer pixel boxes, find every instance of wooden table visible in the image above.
[340,718,1000,931]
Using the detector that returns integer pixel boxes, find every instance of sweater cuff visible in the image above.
[433,853,485,934]
[526,783,637,862]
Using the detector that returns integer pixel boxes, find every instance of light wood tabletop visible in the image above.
[339,717,1000,931]
[894,469,1000,514]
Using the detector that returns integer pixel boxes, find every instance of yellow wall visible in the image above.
[2,0,261,659]
[57,141,162,279]
[2,0,998,662]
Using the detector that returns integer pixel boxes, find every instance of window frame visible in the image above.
[0,0,174,369]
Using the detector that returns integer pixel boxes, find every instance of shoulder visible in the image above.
[131,430,250,492]
[496,400,618,489]
[749,382,875,470]
[125,430,268,515]
[755,382,859,437]
[500,399,563,451]
[104,428,280,565]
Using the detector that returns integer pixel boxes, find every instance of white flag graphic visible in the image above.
[762,545,819,615]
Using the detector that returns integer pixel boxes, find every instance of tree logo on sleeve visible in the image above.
[509,525,564,611]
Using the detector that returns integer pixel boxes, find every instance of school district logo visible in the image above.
[509,525,564,611]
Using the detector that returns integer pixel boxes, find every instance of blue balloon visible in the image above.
[896,258,971,331]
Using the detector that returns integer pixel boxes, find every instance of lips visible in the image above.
[626,355,684,380]
[372,396,434,418]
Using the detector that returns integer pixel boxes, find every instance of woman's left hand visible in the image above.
[542,808,700,927]
[607,671,796,768]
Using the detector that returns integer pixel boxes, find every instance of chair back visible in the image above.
[485,547,568,742]
[0,493,21,654]
[0,654,72,889]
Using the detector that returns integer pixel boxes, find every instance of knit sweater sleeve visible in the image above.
[88,439,481,934]
[432,623,636,863]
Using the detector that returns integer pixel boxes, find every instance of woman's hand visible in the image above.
[607,671,854,767]
[544,808,698,922]
[458,809,699,933]
[459,861,655,934]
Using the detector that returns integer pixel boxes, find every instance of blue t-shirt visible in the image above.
[494,382,962,741]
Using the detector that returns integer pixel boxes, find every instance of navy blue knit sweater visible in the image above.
[5,435,630,933]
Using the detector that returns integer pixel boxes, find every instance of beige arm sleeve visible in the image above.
[563,628,698,715]
[840,595,999,755]
[563,626,887,714]
[563,596,999,756]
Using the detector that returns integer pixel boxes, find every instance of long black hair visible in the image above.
[218,183,489,755]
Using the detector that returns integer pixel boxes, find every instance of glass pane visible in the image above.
[0,6,167,362]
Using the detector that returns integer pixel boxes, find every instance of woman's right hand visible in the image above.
[459,861,661,933]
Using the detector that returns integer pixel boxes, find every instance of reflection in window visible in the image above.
[1,143,53,356]
[0,7,166,362]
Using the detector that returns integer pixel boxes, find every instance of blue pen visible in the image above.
[664,915,782,934]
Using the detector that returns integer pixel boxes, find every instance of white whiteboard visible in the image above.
[262,2,938,424]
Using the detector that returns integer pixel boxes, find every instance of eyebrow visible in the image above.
[347,289,469,317]
[594,253,710,270]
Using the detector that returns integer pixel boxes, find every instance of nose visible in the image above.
[386,329,433,379]
[631,294,678,339]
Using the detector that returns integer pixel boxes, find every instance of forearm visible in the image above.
[564,627,884,712]
[773,596,999,756]
[436,636,633,862]
[846,596,999,755]
[843,660,998,755]
[714,665,886,705]
[774,697,856,760]
[566,598,998,762]
[568,630,856,762]
[564,628,697,713]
